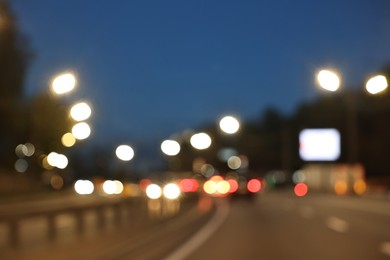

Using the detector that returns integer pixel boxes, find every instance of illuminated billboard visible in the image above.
[299,128,341,161]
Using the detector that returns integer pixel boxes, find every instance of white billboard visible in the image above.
[299,128,341,161]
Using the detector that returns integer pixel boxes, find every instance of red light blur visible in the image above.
[294,183,308,197]
[247,179,262,193]
[227,179,238,193]
[179,178,199,192]
[139,179,152,192]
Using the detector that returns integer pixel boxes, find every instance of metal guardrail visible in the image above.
[0,193,198,249]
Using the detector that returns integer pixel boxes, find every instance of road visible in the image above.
[2,190,390,259]
[182,190,390,260]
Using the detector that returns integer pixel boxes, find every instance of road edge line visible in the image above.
[163,199,230,260]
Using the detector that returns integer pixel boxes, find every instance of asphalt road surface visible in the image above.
[180,190,390,260]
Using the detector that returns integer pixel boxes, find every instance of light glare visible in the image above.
[72,122,91,140]
[317,69,340,92]
[366,75,388,95]
[190,133,212,150]
[116,145,135,161]
[70,102,92,121]
[51,72,76,95]
[161,140,181,156]
[219,116,240,134]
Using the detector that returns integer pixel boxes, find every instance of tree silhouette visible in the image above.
[0,1,33,169]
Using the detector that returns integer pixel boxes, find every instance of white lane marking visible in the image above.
[326,216,349,233]
[164,200,230,260]
[380,242,390,256]
[299,206,315,219]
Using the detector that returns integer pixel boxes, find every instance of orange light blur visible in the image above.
[334,180,348,195]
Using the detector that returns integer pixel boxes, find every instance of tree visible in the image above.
[0,1,33,169]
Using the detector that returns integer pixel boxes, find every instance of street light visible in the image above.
[365,75,388,95]
[51,72,77,95]
[161,140,181,156]
[115,145,135,161]
[316,69,341,92]
[315,68,388,163]
[190,132,212,150]
[219,116,240,134]
[70,102,92,121]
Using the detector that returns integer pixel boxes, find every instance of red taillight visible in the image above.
[294,183,308,197]
[227,179,239,193]
[179,178,199,192]
[247,179,262,193]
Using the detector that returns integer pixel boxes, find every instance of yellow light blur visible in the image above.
[203,180,217,195]
[72,122,91,140]
[51,72,76,95]
[47,152,68,169]
[190,132,212,150]
[334,180,348,195]
[163,183,181,200]
[317,69,340,92]
[219,116,240,134]
[353,179,367,195]
[115,145,135,161]
[70,102,92,121]
[366,75,388,95]
[74,180,94,195]
[62,133,76,147]
[216,180,230,194]
[146,184,162,199]
[161,140,181,156]
[41,155,53,170]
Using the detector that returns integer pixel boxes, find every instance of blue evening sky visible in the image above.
[10,0,390,148]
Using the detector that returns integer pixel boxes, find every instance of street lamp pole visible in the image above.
[316,69,388,165]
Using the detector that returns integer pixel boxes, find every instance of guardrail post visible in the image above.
[76,211,85,235]
[96,207,105,231]
[48,214,57,240]
[9,220,19,248]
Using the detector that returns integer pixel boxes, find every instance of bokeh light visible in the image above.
[70,102,92,121]
[51,72,76,95]
[366,75,388,95]
[115,145,135,161]
[227,156,241,170]
[219,116,240,134]
[190,132,212,150]
[15,159,28,173]
[247,179,262,193]
[163,183,181,200]
[74,180,94,195]
[161,140,181,156]
[317,69,340,92]
[146,184,162,199]
[72,122,91,140]
[294,183,308,197]
[62,133,76,147]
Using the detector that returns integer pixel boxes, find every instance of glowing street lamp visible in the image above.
[365,75,388,95]
[190,132,212,150]
[161,140,181,156]
[72,122,91,140]
[317,69,341,92]
[219,116,240,134]
[115,145,135,161]
[70,102,92,121]
[51,72,77,95]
